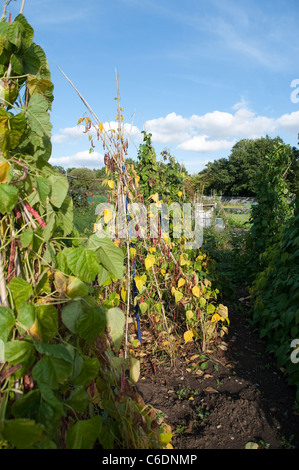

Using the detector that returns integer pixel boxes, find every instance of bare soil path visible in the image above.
[135,290,299,450]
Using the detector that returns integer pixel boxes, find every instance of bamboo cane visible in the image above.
[0,245,9,307]
[20,0,26,14]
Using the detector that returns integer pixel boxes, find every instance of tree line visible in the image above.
[54,135,299,202]
[192,135,299,197]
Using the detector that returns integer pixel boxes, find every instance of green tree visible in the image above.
[193,136,298,197]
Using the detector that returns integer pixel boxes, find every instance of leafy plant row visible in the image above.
[0,13,170,449]
[246,144,299,405]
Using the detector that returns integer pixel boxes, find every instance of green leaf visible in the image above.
[7,278,33,312]
[65,247,100,284]
[4,340,35,377]
[36,176,50,205]
[35,304,58,343]
[20,230,34,248]
[2,419,45,449]
[48,174,69,208]
[11,387,63,438]
[72,356,99,387]
[61,301,83,333]
[97,265,110,286]
[33,341,74,363]
[17,303,35,334]
[0,184,19,213]
[207,304,216,315]
[65,386,90,413]
[87,234,124,280]
[26,94,52,138]
[13,14,34,49]
[32,355,73,389]
[42,211,56,241]
[76,306,106,344]
[66,415,102,449]
[57,195,73,236]
[139,302,148,314]
[105,307,125,352]
[66,277,89,299]
[0,307,15,341]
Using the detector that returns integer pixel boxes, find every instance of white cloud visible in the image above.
[51,105,299,161]
[52,122,143,147]
[145,112,190,143]
[178,135,235,152]
[50,150,104,169]
[276,111,299,135]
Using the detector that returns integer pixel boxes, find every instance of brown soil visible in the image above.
[135,291,299,450]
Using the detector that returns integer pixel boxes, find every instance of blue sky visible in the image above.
[6,0,299,174]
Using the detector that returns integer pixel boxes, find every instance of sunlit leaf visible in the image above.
[103,208,113,224]
[0,161,10,183]
[145,255,155,271]
[186,310,194,321]
[184,330,194,344]
[134,275,147,292]
[192,285,201,298]
[211,313,222,323]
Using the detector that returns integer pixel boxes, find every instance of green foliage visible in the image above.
[0,14,164,450]
[251,192,299,403]
[136,131,185,202]
[243,143,299,404]
[245,143,294,276]
[195,136,298,197]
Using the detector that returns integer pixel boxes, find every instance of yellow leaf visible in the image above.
[145,255,155,271]
[166,443,174,449]
[211,313,223,323]
[107,180,114,189]
[189,397,194,401]
[160,268,166,276]
[174,289,183,303]
[218,304,228,319]
[180,254,188,266]
[135,275,147,292]
[129,247,136,258]
[104,209,113,224]
[159,432,172,445]
[77,117,84,124]
[184,330,194,344]
[178,278,185,288]
[130,357,140,384]
[29,320,42,341]
[54,271,67,296]
[148,192,159,203]
[0,161,10,183]
[121,287,127,302]
[98,122,104,133]
[190,354,199,360]
[192,286,201,298]
[186,310,194,321]
[149,247,156,254]
[114,240,121,247]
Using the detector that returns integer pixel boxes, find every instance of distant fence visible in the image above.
[203,196,256,205]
